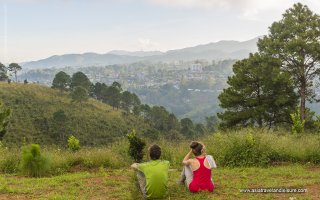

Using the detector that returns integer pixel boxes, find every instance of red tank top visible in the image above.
[188,157,214,193]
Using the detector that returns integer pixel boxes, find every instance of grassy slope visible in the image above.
[0,82,150,146]
[0,165,319,200]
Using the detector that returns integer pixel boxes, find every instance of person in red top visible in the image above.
[179,141,214,192]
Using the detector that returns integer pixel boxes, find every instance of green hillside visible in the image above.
[0,82,151,146]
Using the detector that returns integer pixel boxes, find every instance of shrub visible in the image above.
[223,132,271,167]
[21,144,50,177]
[127,129,146,162]
[291,109,305,134]
[68,135,80,152]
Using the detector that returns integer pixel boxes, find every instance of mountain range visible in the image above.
[21,37,261,69]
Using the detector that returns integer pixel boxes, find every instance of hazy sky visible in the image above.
[0,0,319,63]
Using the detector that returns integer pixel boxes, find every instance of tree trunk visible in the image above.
[300,85,306,122]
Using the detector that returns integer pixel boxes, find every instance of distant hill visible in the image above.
[0,82,151,146]
[108,50,164,57]
[21,37,261,69]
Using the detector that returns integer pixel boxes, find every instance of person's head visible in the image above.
[149,144,161,160]
[190,141,206,156]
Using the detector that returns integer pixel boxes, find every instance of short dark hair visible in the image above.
[149,144,161,160]
[190,141,203,156]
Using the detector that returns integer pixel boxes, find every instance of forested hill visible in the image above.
[0,82,152,146]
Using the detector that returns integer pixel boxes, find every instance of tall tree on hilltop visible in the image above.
[258,3,320,121]
[8,63,22,82]
[218,53,298,128]
[0,63,8,81]
[70,72,91,91]
[52,71,71,92]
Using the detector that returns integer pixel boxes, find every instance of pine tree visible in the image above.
[258,3,320,121]
[218,53,298,128]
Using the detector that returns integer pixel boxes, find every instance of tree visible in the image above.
[258,3,320,121]
[205,115,218,132]
[52,71,71,91]
[106,86,121,109]
[8,63,22,82]
[121,91,133,113]
[127,129,146,163]
[0,101,11,140]
[70,72,91,91]
[92,82,108,100]
[71,86,89,106]
[195,123,206,135]
[0,62,8,81]
[218,53,298,128]
[52,109,68,142]
[111,81,122,92]
[180,118,194,138]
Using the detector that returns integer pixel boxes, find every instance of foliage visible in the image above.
[290,109,305,135]
[258,3,320,121]
[218,53,298,129]
[0,101,11,140]
[68,135,80,152]
[21,144,50,177]
[205,115,218,132]
[223,132,271,167]
[0,82,153,146]
[52,71,71,91]
[127,130,146,162]
[70,71,91,91]
[8,63,22,82]
[0,62,8,81]
[180,118,194,138]
[52,109,68,142]
[71,86,89,105]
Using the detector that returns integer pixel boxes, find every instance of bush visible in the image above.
[223,131,271,167]
[21,144,50,177]
[68,135,80,152]
[291,109,305,134]
[127,130,146,163]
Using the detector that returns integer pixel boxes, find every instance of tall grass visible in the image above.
[0,130,319,176]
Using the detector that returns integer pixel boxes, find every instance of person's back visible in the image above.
[138,160,169,199]
[131,144,170,199]
[188,157,214,192]
[180,141,215,193]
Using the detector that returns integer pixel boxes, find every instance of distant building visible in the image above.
[190,63,203,72]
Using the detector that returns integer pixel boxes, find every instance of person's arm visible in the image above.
[131,163,139,169]
[182,149,193,165]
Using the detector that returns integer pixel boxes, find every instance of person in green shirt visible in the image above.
[131,144,170,199]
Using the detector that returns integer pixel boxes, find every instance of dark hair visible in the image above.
[149,144,161,160]
[190,141,203,156]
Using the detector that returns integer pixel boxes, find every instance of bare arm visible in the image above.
[182,149,193,165]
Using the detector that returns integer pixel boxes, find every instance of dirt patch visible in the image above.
[0,194,30,200]
[305,184,320,199]
[306,166,320,172]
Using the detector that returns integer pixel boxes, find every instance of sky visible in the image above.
[0,0,320,63]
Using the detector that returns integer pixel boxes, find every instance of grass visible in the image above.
[0,82,152,146]
[0,165,319,199]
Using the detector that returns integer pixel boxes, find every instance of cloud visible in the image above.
[146,0,320,21]
[136,39,160,51]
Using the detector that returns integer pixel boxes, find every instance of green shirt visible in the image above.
[138,160,169,199]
